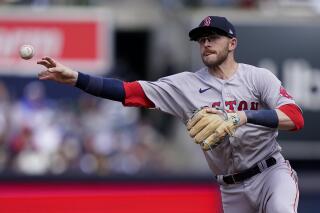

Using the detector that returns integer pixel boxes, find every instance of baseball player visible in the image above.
[37,16,304,213]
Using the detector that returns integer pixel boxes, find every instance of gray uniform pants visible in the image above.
[218,154,299,213]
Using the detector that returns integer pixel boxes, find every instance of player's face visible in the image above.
[198,33,235,68]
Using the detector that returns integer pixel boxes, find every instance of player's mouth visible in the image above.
[203,51,217,56]
[203,53,216,57]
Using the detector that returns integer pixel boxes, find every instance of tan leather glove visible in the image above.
[187,107,240,151]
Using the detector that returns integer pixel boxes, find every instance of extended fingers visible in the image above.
[37,60,51,68]
[43,56,56,67]
[37,57,56,68]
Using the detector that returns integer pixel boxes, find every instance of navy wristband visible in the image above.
[244,110,279,128]
[75,72,125,102]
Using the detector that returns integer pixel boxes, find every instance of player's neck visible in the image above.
[208,58,238,80]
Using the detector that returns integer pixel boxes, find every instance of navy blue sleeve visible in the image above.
[244,109,279,128]
[75,72,125,102]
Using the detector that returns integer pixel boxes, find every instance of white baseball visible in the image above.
[19,44,35,60]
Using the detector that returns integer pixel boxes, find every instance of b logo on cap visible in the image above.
[202,16,211,27]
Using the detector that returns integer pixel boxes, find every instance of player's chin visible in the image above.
[202,57,218,67]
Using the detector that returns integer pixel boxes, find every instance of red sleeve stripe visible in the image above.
[123,81,155,108]
[278,104,304,131]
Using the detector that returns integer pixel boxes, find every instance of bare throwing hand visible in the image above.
[37,57,78,86]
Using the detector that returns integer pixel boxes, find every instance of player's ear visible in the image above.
[229,37,237,51]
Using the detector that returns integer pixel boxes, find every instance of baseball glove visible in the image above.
[187,107,240,151]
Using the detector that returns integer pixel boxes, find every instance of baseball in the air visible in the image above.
[19,44,35,60]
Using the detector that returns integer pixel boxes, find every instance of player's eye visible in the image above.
[197,34,220,44]
[197,37,207,44]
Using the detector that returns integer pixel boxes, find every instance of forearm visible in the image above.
[278,104,304,131]
[240,110,278,128]
[275,109,295,130]
[237,104,304,131]
[75,72,155,108]
[75,72,125,102]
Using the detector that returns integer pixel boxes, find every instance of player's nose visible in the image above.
[203,39,212,47]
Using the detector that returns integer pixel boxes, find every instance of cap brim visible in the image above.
[188,26,232,41]
[189,26,217,41]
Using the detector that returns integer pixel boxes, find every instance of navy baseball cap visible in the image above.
[189,16,236,41]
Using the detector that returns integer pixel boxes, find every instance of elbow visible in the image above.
[278,104,304,131]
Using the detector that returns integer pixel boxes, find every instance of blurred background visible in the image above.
[0,0,319,212]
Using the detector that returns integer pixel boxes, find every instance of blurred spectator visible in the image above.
[0,82,11,172]
[0,81,10,144]
[0,80,195,177]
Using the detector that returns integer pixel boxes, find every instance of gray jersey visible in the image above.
[139,63,296,175]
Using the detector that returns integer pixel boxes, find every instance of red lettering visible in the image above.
[250,102,259,110]
[211,100,259,111]
[238,101,248,111]
[211,102,221,108]
[225,100,236,111]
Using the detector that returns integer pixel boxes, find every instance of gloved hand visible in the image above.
[187,107,241,151]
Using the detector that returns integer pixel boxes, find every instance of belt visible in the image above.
[221,157,277,184]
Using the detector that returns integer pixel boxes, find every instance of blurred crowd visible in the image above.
[3,0,315,10]
[0,0,258,9]
[0,80,188,177]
